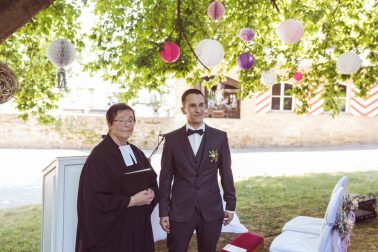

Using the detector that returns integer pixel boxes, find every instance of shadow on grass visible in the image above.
[1,171,377,251]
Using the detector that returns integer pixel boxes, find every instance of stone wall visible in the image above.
[1,95,377,149]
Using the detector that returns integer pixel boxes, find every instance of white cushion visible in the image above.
[270,230,320,252]
[282,216,323,235]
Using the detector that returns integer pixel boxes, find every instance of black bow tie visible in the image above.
[187,129,204,136]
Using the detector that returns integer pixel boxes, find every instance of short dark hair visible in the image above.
[181,89,204,105]
[106,103,135,125]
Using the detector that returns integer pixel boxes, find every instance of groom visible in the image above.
[159,88,236,252]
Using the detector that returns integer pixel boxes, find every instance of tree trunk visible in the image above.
[0,0,55,43]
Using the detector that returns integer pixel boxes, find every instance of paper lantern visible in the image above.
[207,1,225,21]
[159,42,180,63]
[237,53,255,70]
[293,71,303,81]
[336,52,362,75]
[195,39,224,68]
[239,28,255,42]
[47,38,76,89]
[276,19,304,44]
[47,38,76,67]
[260,69,277,86]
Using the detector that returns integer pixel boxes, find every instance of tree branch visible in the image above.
[270,0,279,12]
[176,0,210,71]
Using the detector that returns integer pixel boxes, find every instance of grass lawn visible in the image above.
[1,171,377,251]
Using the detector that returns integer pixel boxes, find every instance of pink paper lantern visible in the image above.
[159,42,180,63]
[237,53,255,70]
[239,28,256,42]
[276,19,304,44]
[207,1,225,21]
[293,71,303,81]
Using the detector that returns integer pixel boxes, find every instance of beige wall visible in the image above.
[1,94,377,149]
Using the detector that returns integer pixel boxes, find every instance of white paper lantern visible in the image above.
[195,39,224,68]
[47,39,76,89]
[47,38,76,67]
[260,69,277,86]
[336,51,362,75]
[276,19,304,44]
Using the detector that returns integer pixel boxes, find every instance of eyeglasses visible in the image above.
[113,119,135,125]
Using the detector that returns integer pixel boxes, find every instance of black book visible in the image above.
[120,168,154,196]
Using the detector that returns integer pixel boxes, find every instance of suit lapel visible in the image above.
[177,126,196,168]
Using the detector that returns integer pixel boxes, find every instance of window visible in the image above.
[324,85,347,112]
[271,83,293,111]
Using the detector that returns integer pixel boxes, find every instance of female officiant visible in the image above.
[76,103,158,252]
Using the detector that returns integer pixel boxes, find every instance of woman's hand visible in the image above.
[128,188,155,207]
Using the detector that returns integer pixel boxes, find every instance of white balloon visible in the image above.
[336,51,362,75]
[277,19,304,44]
[261,69,277,86]
[47,38,76,68]
[195,39,224,68]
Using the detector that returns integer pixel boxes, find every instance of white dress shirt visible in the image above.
[186,123,205,155]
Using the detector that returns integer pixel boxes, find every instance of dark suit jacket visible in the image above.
[159,125,236,222]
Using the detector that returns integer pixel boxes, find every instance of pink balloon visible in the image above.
[159,42,180,63]
[207,1,225,21]
[293,71,303,81]
[277,19,304,44]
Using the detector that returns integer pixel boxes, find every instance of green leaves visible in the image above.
[1,0,377,119]
[0,0,85,123]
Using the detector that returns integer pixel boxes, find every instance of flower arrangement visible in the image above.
[335,194,358,252]
[209,148,219,163]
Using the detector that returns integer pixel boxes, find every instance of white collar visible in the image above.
[119,144,137,166]
[186,123,206,132]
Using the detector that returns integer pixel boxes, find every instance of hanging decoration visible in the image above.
[293,71,303,81]
[276,19,304,44]
[207,1,225,21]
[239,28,256,42]
[195,39,224,68]
[47,38,76,89]
[237,53,255,70]
[336,52,362,75]
[0,62,19,104]
[159,42,180,63]
[261,69,277,86]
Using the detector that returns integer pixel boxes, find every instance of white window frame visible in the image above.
[323,84,349,113]
[270,83,294,112]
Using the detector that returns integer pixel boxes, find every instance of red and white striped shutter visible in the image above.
[308,87,324,115]
[254,89,271,114]
[294,87,324,115]
[350,83,378,117]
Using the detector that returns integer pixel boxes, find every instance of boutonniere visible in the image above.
[209,148,219,163]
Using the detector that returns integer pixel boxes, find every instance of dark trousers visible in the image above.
[167,209,223,252]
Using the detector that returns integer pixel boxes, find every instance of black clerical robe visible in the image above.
[76,135,158,252]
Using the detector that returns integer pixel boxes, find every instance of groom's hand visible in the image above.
[223,211,234,226]
[160,216,170,233]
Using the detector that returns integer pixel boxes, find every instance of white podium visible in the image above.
[42,156,87,252]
